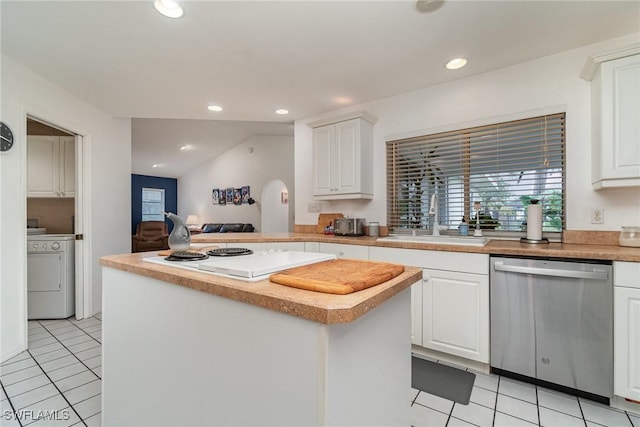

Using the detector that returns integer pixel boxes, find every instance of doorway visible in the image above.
[26,116,87,320]
[261,179,290,232]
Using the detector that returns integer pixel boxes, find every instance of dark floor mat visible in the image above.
[412,356,476,405]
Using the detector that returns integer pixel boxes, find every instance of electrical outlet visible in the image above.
[591,208,604,224]
[307,202,323,213]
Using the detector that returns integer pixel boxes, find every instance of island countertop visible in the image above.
[100,252,422,324]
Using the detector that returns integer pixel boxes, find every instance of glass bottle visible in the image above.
[459,217,469,236]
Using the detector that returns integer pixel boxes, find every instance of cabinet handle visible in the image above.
[338,250,344,256]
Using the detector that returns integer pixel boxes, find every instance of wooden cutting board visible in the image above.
[316,213,344,234]
[270,259,405,294]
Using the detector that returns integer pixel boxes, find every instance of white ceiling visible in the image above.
[131,118,293,176]
[2,1,639,177]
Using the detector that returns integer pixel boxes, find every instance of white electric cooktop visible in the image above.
[143,250,336,282]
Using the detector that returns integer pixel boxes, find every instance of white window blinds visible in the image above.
[386,113,565,235]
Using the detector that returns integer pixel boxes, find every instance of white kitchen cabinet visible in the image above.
[61,136,75,196]
[422,268,489,362]
[27,135,75,198]
[411,279,423,346]
[308,111,376,200]
[238,242,305,252]
[369,246,489,362]
[614,261,640,401]
[304,242,320,253]
[584,51,640,189]
[318,242,369,260]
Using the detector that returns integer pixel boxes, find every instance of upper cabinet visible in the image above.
[582,46,640,189]
[27,135,75,198]
[308,111,377,200]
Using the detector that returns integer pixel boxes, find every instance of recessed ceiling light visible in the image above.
[179,144,189,151]
[207,105,223,112]
[334,97,352,105]
[153,0,183,18]
[446,57,467,70]
[275,109,289,115]
[151,163,162,168]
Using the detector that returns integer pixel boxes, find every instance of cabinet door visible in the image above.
[60,136,75,197]
[267,242,305,252]
[305,242,320,253]
[312,125,334,195]
[411,280,423,346]
[594,54,640,187]
[27,136,60,197]
[422,268,489,362]
[614,286,640,401]
[317,243,368,260]
[334,119,359,194]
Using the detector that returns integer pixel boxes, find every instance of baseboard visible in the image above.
[611,395,640,415]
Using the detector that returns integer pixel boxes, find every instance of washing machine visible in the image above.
[27,234,75,319]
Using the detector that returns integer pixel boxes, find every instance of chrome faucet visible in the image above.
[429,194,440,236]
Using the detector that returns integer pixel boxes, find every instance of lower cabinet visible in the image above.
[369,246,489,363]
[422,268,489,362]
[234,242,306,252]
[614,261,640,401]
[318,242,369,260]
[411,280,423,346]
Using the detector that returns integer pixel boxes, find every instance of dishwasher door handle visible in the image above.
[493,261,609,280]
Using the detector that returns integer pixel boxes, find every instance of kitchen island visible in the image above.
[100,252,422,426]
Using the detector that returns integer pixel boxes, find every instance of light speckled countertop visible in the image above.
[191,232,640,262]
[101,232,638,323]
[100,252,422,324]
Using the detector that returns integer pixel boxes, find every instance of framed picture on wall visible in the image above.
[212,188,219,205]
[233,188,242,205]
[219,188,226,205]
[241,186,250,204]
[226,188,234,205]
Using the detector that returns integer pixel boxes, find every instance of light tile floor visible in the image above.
[411,355,640,427]
[1,314,102,427]
[2,315,639,426]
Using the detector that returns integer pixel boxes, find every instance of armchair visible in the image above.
[132,221,169,252]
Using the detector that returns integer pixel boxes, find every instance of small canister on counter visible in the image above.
[619,226,640,247]
[368,222,380,237]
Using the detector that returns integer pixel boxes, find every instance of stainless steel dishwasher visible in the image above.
[490,256,613,403]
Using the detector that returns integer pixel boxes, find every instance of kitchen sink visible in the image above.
[377,234,490,246]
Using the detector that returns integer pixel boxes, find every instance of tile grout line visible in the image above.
[36,321,101,382]
[0,379,25,427]
[491,376,500,426]
[23,348,87,427]
[535,382,542,427]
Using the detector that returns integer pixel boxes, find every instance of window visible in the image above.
[386,113,565,238]
[142,188,165,221]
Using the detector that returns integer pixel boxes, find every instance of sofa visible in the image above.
[201,223,255,233]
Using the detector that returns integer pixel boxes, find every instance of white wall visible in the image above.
[295,34,640,232]
[178,135,294,231]
[0,54,131,362]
